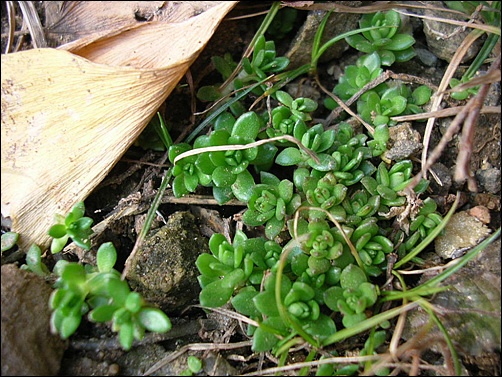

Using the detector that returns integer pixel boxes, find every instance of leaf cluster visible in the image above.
[168,29,443,350]
[345,10,416,66]
[8,202,173,351]
[184,108,442,352]
[445,1,500,100]
[47,201,94,254]
[50,242,171,351]
[197,35,290,103]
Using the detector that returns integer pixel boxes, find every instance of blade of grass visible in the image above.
[122,168,173,279]
[185,79,269,143]
[321,300,422,347]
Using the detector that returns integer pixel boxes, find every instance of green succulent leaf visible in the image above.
[23,244,50,276]
[275,147,304,166]
[412,85,432,106]
[340,264,368,290]
[59,314,82,339]
[138,307,172,333]
[385,33,416,51]
[253,290,280,317]
[232,287,260,317]
[212,166,237,187]
[265,216,285,240]
[96,242,117,273]
[1,232,19,252]
[199,279,235,308]
[48,224,67,239]
[89,304,119,323]
[232,111,262,140]
[118,322,134,351]
[276,90,294,108]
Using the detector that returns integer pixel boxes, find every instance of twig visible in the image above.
[4,1,15,54]
[324,70,438,129]
[17,1,47,48]
[454,54,501,191]
[162,194,246,206]
[144,340,253,376]
[420,28,485,180]
[391,105,500,122]
[173,135,321,165]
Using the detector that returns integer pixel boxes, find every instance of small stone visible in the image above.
[1,264,67,376]
[404,239,501,357]
[414,47,438,67]
[125,211,210,313]
[467,205,491,224]
[382,122,422,161]
[434,210,492,259]
[476,167,501,194]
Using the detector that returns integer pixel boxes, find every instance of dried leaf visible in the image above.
[1,1,237,250]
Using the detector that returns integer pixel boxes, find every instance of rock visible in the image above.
[421,1,483,63]
[125,211,210,313]
[1,264,67,376]
[403,239,501,357]
[434,210,492,259]
[476,167,501,194]
[429,162,453,196]
[285,2,362,69]
[382,122,422,161]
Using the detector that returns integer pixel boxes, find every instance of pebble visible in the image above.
[434,209,492,259]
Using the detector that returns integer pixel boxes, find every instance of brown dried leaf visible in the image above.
[1,1,237,250]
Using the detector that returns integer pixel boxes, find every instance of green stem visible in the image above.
[121,168,173,279]
[311,24,398,74]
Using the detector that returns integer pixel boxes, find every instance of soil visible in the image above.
[1,2,500,376]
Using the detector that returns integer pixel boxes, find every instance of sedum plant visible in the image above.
[357,83,432,127]
[324,52,384,110]
[197,35,290,103]
[169,111,278,204]
[48,201,94,254]
[324,264,379,328]
[345,10,416,66]
[7,201,174,351]
[50,242,172,351]
[242,172,302,240]
[167,7,447,360]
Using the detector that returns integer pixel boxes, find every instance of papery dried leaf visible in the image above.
[1,1,237,251]
[45,1,226,45]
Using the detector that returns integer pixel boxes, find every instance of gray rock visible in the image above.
[285,2,362,69]
[382,122,422,161]
[421,1,483,63]
[404,239,501,357]
[125,211,210,313]
[1,264,67,376]
[476,167,501,193]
